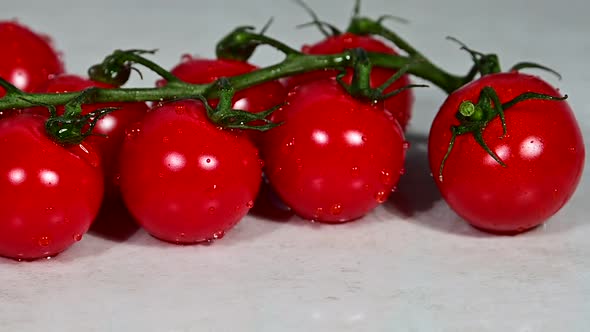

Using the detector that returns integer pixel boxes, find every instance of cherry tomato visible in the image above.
[286,32,414,130]
[161,56,286,144]
[0,21,64,97]
[32,74,148,199]
[0,114,103,260]
[262,78,406,223]
[429,72,585,234]
[119,100,262,243]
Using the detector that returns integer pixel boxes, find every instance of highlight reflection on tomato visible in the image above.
[0,21,64,97]
[286,32,414,130]
[119,99,262,243]
[263,79,406,223]
[0,114,104,260]
[428,72,585,234]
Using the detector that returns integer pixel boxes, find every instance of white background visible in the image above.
[1,0,589,331]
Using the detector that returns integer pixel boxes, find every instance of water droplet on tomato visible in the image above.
[350,166,360,177]
[208,206,216,214]
[111,174,121,187]
[314,207,324,218]
[330,204,343,216]
[361,136,368,142]
[125,126,142,139]
[213,231,225,239]
[363,184,370,191]
[45,206,54,212]
[37,236,51,247]
[402,141,410,150]
[206,158,211,163]
[285,137,295,149]
[399,168,406,176]
[176,128,184,135]
[258,159,265,168]
[380,170,393,185]
[175,105,186,114]
[73,234,83,242]
[158,172,165,178]
[181,54,193,62]
[375,191,387,203]
[246,200,255,209]
[391,186,398,193]
[162,136,170,143]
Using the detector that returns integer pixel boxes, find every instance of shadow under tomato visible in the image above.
[385,132,442,217]
[88,196,141,242]
[382,132,510,237]
[249,178,295,222]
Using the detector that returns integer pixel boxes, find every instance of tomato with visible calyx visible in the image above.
[262,78,406,223]
[0,113,103,260]
[428,72,585,234]
[160,56,286,145]
[32,74,148,199]
[119,99,262,243]
[287,32,414,130]
[0,21,64,97]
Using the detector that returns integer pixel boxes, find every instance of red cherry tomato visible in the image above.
[0,21,64,97]
[33,74,148,198]
[286,32,414,130]
[162,56,286,144]
[0,114,103,260]
[429,72,585,234]
[262,78,406,223]
[119,100,262,243]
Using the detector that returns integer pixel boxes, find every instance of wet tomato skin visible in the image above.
[119,100,262,243]
[0,21,64,97]
[429,72,585,233]
[163,57,287,145]
[262,78,406,223]
[32,74,149,198]
[0,114,104,260]
[286,32,414,130]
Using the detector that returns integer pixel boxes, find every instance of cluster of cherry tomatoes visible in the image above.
[0,17,585,262]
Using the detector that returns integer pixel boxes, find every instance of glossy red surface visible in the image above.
[0,21,64,97]
[429,72,585,233]
[33,74,149,198]
[286,32,414,130]
[0,114,103,260]
[119,100,262,243]
[262,79,406,223]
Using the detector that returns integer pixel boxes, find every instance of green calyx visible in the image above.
[446,37,501,78]
[0,78,116,145]
[44,88,119,145]
[215,19,300,62]
[438,86,568,182]
[337,48,427,103]
[89,49,178,86]
[198,78,279,131]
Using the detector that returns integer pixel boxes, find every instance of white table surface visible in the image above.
[2,0,589,331]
